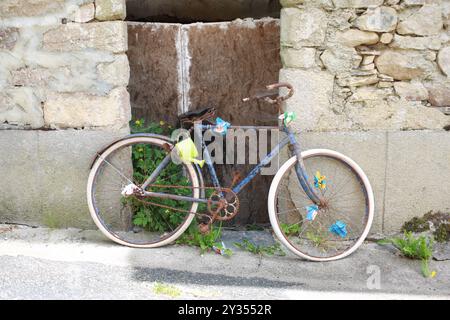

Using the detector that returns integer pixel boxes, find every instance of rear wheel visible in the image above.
[87,136,200,248]
[268,149,374,261]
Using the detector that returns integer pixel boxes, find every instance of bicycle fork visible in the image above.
[287,131,323,207]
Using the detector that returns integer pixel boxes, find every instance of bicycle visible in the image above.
[87,83,374,261]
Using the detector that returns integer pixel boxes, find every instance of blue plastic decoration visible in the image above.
[329,220,348,238]
[306,204,319,221]
[214,117,231,136]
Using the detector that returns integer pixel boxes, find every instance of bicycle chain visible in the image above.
[133,184,239,224]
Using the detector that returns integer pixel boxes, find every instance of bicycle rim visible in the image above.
[269,149,374,261]
[87,137,199,248]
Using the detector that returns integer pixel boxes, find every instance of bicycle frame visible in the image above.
[141,122,322,206]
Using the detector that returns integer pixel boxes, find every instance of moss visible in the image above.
[42,213,62,229]
[434,224,450,243]
[402,211,450,243]
[401,216,429,233]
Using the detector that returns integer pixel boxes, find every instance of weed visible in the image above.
[153,282,181,298]
[234,238,285,257]
[280,222,300,236]
[305,229,332,251]
[378,231,435,278]
[176,221,232,256]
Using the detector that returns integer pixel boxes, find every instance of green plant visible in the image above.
[234,238,286,257]
[378,232,436,278]
[128,119,232,256]
[176,221,231,255]
[123,119,191,233]
[280,222,301,236]
[305,229,330,250]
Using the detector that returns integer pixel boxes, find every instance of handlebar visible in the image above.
[242,82,294,105]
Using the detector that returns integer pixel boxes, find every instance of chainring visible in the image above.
[207,189,240,221]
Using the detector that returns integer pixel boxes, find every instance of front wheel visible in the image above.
[87,136,200,248]
[268,149,374,262]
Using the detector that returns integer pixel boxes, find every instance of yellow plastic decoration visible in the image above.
[314,171,327,190]
[175,138,205,168]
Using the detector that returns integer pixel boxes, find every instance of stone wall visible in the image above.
[280,0,450,132]
[0,0,130,228]
[279,0,450,234]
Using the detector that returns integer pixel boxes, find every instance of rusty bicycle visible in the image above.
[87,83,374,261]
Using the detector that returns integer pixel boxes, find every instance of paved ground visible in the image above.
[0,225,448,300]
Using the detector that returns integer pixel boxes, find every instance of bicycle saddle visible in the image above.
[178,106,216,122]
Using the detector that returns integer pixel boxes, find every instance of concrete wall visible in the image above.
[279,0,450,234]
[0,0,130,227]
[301,130,450,234]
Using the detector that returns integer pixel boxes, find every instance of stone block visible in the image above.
[43,87,131,129]
[0,28,19,50]
[42,21,127,53]
[437,46,450,77]
[0,87,44,128]
[425,82,450,107]
[336,29,379,47]
[97,54,130,87]
[280,7,327,48]
[281,47,316,69]
[280,68,348,132]
[397,4,443,36]
[375,50,434,80]
[354,6,398,33]
[69,2,95,23]
[280,0,305,7]
[0,0,66,18]
[394,81,429,101]
[320,47,360,75]
[390,34,442,50]
[332,0,384,8]
[95,0,126,21]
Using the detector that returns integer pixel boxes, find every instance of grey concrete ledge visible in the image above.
[0,129,449,234]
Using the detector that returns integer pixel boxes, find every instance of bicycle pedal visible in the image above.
[198,223,211,234]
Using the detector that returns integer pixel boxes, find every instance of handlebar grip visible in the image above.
[242,82,294,104]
